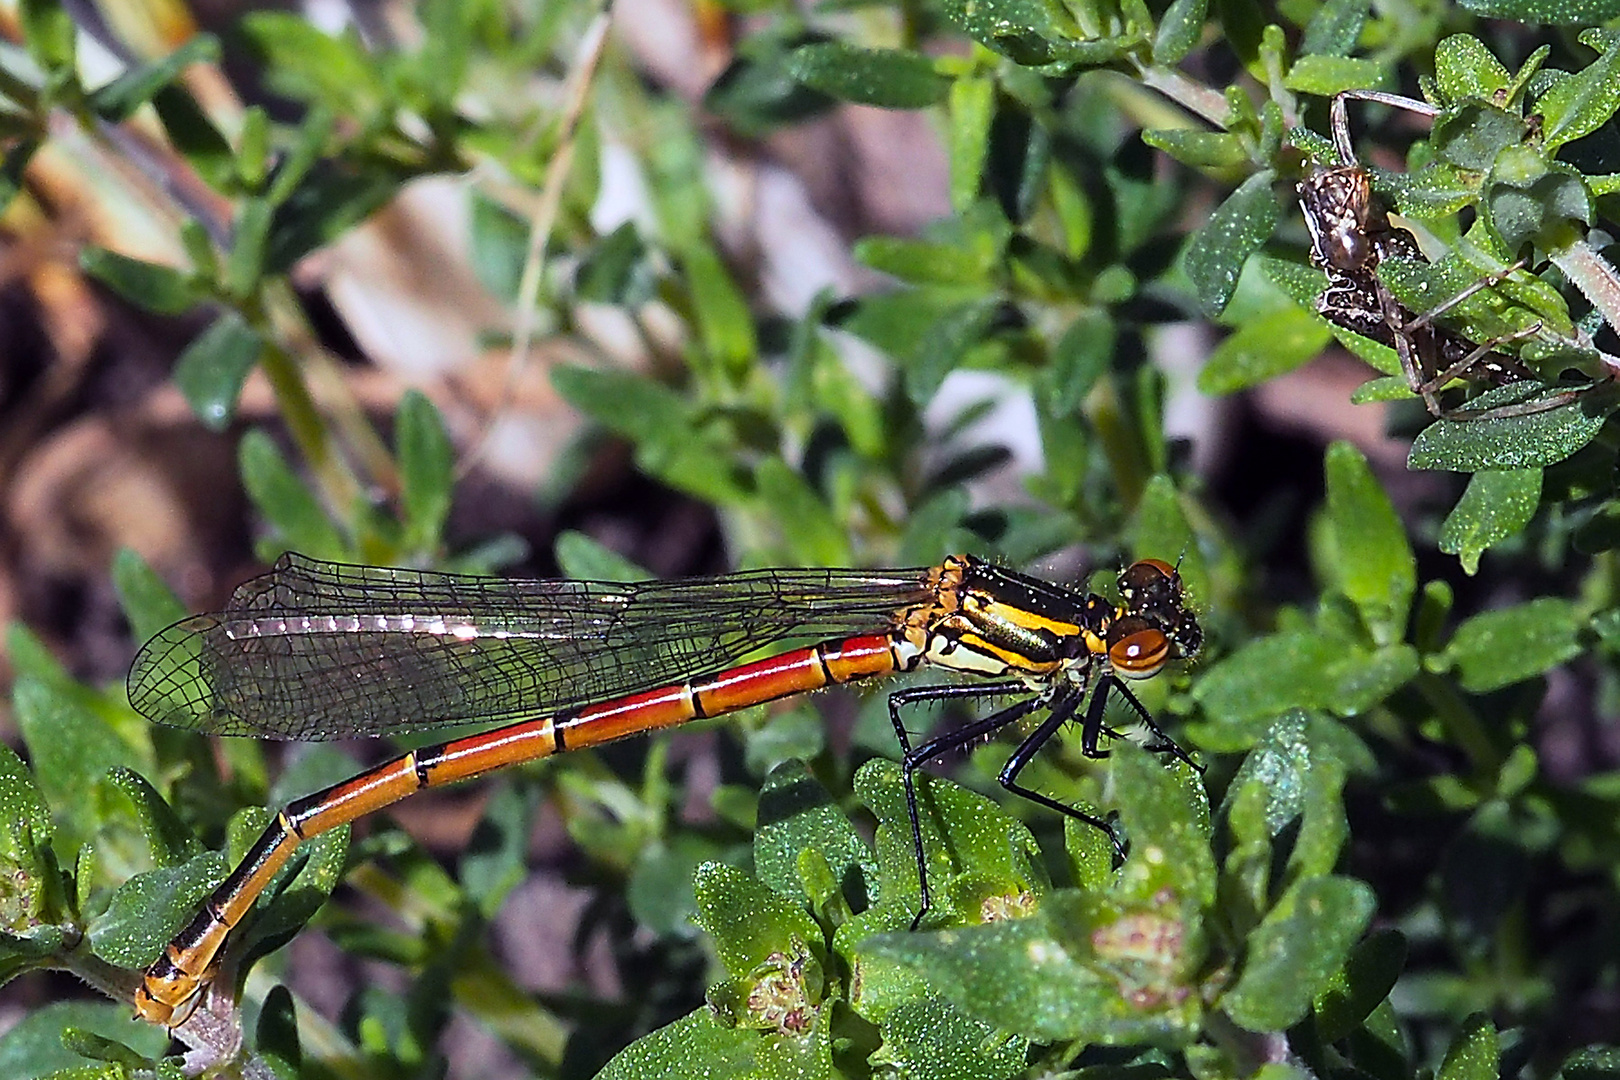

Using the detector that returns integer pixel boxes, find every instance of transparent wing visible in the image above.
[128,553,934,740]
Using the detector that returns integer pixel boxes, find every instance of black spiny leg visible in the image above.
[997,689,1124,859]
[890,684,1039,928]
[1086,675,1202,774]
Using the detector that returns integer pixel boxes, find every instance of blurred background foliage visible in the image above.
[2,0,1620,1077]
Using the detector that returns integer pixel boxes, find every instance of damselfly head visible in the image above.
[1115,559,1201,665]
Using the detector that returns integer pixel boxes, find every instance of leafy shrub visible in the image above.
[1,0,1619,1078]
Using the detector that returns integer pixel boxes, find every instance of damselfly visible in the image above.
[127,553,1201,1026]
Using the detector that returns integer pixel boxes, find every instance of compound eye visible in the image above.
[1118,558,1179,601]
[1108,622,1170,679]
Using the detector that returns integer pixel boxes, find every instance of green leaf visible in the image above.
[109,548,186,647]
[237,107,270,190]
[554,531,651,582]
[1458,0,1620,23]
[1132,474,1207,604]
[1193,631,1340,724]
[947,76,995,212]
[873,997,1029,1080]
[468,192,528,303]
[1141,129,1249,169]
[263,163,398,275]
[0,745,51,859]
[576,222,654,305]
[236,823,350,967]
[1152,0,1208,65]
[12,678,139,852]
[223,197,274,298]
[0,743,55,933]
[19,0,75,72]
[78,248,196,316]
[0,141,39,220]
[855,236,990,286]
[104,767,198,869]
[397,390,454,553]
[460,782,539,918]
[1224,713,1351,883]
[240,13,387,115]
[903,298,1002,405]
[87,849,228,967]
[754,458,849,566]
[61,1027,158,1070]
[1438,598,1582,692]
[1283,56,1389,96]
[1438,468,1541,575]
[172,311,263,432]
[1351,375,1414,404]
[1438,1014,1498,1080]
[627,834,712,937]
[784,44,948,109]
[1223,875,1376,1032]
[1475,145,1590,255]
[1184,171,1278,316]
[855,760,1043,925]
[1536,33,1620,151]
[693,862,821,976]
[0,1002,169,1078]
[1407,384,1618,471]
[1397,163,1481,218]
[1198,307,1331,394]
[858,889,1203,1044]
[89,34,221,120]
[1300,0,1367,55]
[1325,644,1419,716]
[935,0,1083,65]
[551,366,749,505]
[705,39,837,137]
[1048,310,1113,414]
[684,242,758,381]
[1325,442,1415,645]
[151,85,235,190]
[1557,1045,1620,1080]
[1434,35,1512,102]
[254,986,302,1077]
[754,761,875,907]
[1313,928,1407,1043]
[239,429,348,559]
[1113,746,1215,906]
[595,1009,770,1080]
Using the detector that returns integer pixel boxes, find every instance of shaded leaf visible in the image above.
[1185,171,1278,316]
[397,390,454,553]
[1536,33,1620,150]
[1438,468,1541,575]
[79,249,196,316]
[172,311,263,432]
[1325,441,1415,645]
[1198,307,1330,394]
[1314,929,1407,1043]
[89,35,222,121]
[785,44,948,109]
[1224,876,1376,1032]
[1408,384,1617,473]
[1438,598,1582,692]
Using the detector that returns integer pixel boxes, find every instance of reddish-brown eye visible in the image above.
[1108,624,1170,678]
[1135,558,1177,579]
[1118,559,1181,607]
